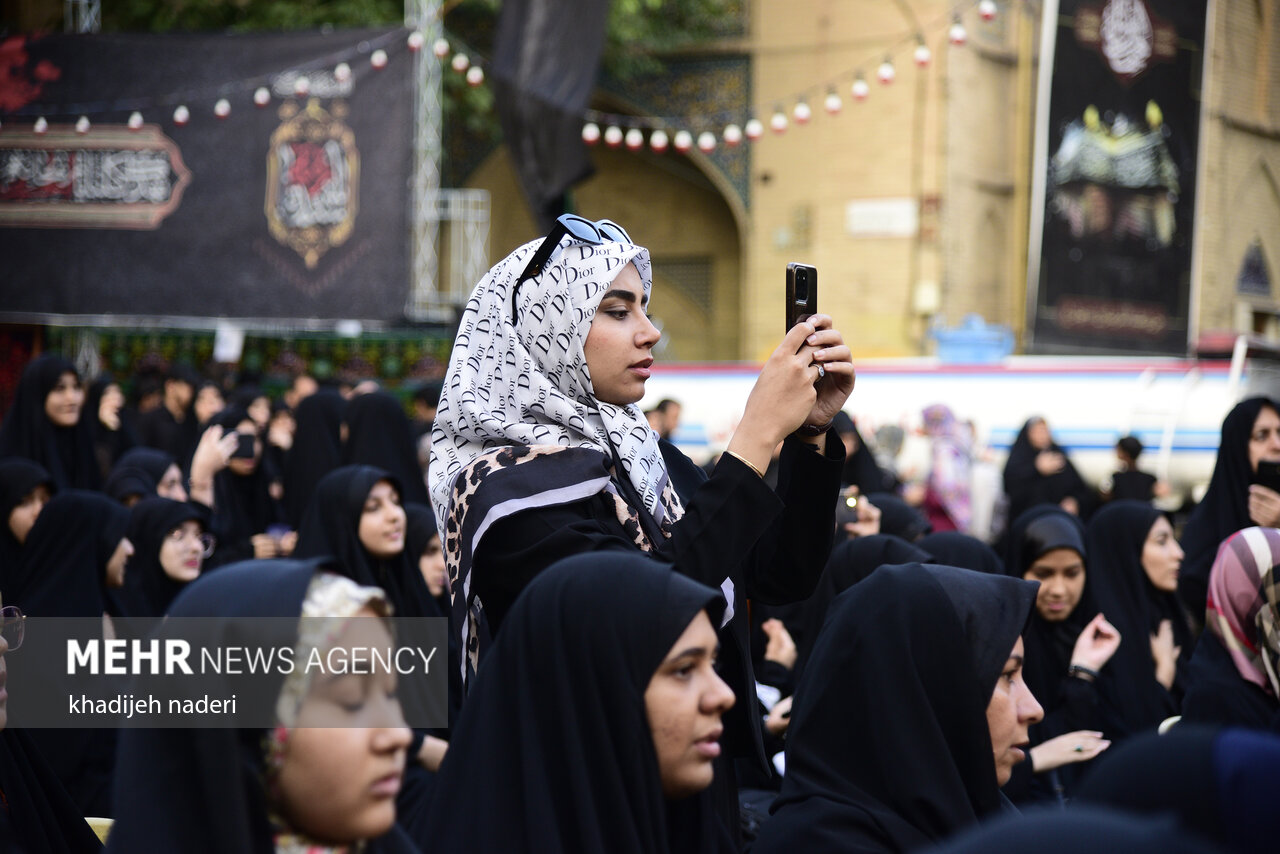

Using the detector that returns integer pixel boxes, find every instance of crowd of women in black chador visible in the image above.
[3,230,1280,854]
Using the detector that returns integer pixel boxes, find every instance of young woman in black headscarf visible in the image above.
[0,458,53,586]
[420,552,737,853]
[203,406,286,568]
[1177,397,1280,619]
[1002,416,1092,523]
[116,498,209,620]
[85,374,135,481]
[832,411,896,494]
[106,558,418,854]
[0,590,104,854]
[753,562,1043,853]
[342,391,430,506]
[1086,500,1192,737]
[1002,506,1121,804]
[293,465,452,847]
[281,389,345,529]
[105,447,189,503]
[404,501,447,612]
[8,490,132,818]
[1180,527,1280,730]
[0,354,100,491]
[428,219,850,826]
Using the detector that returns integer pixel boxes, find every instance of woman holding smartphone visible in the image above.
[429,215,853,830]
[1177,397,1280,619]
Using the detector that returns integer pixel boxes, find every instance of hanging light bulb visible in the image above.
[334,62,352,83]
[723,123,743,146]
[254,87,271,107]
[466,66,484,86]
[604,126,623,148]
[770,107,788,134]
[625,128,644,150]
[433,38,451,58]
[650,129,669,152]
[824,89,843,115]
[75,115,90,134]
[914,39,932,67]
[793,100,811,124]
[744,118,764,140]
[979,0,998,21]
[214,99,231,118]
[33,116,48,134]
[407,31,424,52]
[949,18,968,46]
[877,57,896,85]
[370,49,388,69]
[451,53,470,73]
[673,130,693,152]
[851,74,870,101]
[697,131,716,152]
[173,105,190,126]
[582,122,601,145]
[293,76,310,97]
[127,111,144,130]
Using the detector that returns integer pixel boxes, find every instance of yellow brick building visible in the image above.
[468,0,1280,361]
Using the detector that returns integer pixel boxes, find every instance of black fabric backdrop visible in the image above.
[0,29,413,322]
[1031,1,1207,355]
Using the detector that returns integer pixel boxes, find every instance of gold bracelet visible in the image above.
[724,450,765,479]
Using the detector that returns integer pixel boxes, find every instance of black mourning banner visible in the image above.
[0,29,413,323]
[1030,0,1207,355]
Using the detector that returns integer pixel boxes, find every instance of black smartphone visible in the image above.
[1255,459,1280,492]
[786,262,818,333]
[231,432,257,460]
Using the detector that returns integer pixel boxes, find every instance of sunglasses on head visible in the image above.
[510,214,633,324]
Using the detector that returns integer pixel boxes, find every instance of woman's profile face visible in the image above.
[1140,515,1183,593]
[986,636,1043,786]
[583,263,661,406]
[1022,547,1085,622]
[644,609,736,799]
[418,534,446,598]
[358,480,406,559]
[194,385,224,424]
[8,484,50,544]
[272,606,411,843]
[159,520,205,582]
[44,371,84,427]
[1026,419,1051,450]
[105,536,134,588]
[157,463,188,502]
[1248,405,1280,473]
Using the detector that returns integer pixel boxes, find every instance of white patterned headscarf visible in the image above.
[429,234,682,534]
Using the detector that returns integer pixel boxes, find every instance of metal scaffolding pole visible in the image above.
[64,0,100,32]
[404,0,444,321]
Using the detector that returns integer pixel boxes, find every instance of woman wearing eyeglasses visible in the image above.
[429,216,853,823]
[110,498,212,628]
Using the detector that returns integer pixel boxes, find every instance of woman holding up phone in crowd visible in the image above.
[1177,397,1280,620]
[429,214,853,832]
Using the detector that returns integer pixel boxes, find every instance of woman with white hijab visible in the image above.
[430,215,853,817]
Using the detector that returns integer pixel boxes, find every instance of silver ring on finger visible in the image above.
[815,363,825,380]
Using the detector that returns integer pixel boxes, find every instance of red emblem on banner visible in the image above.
[264,98,360,268]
